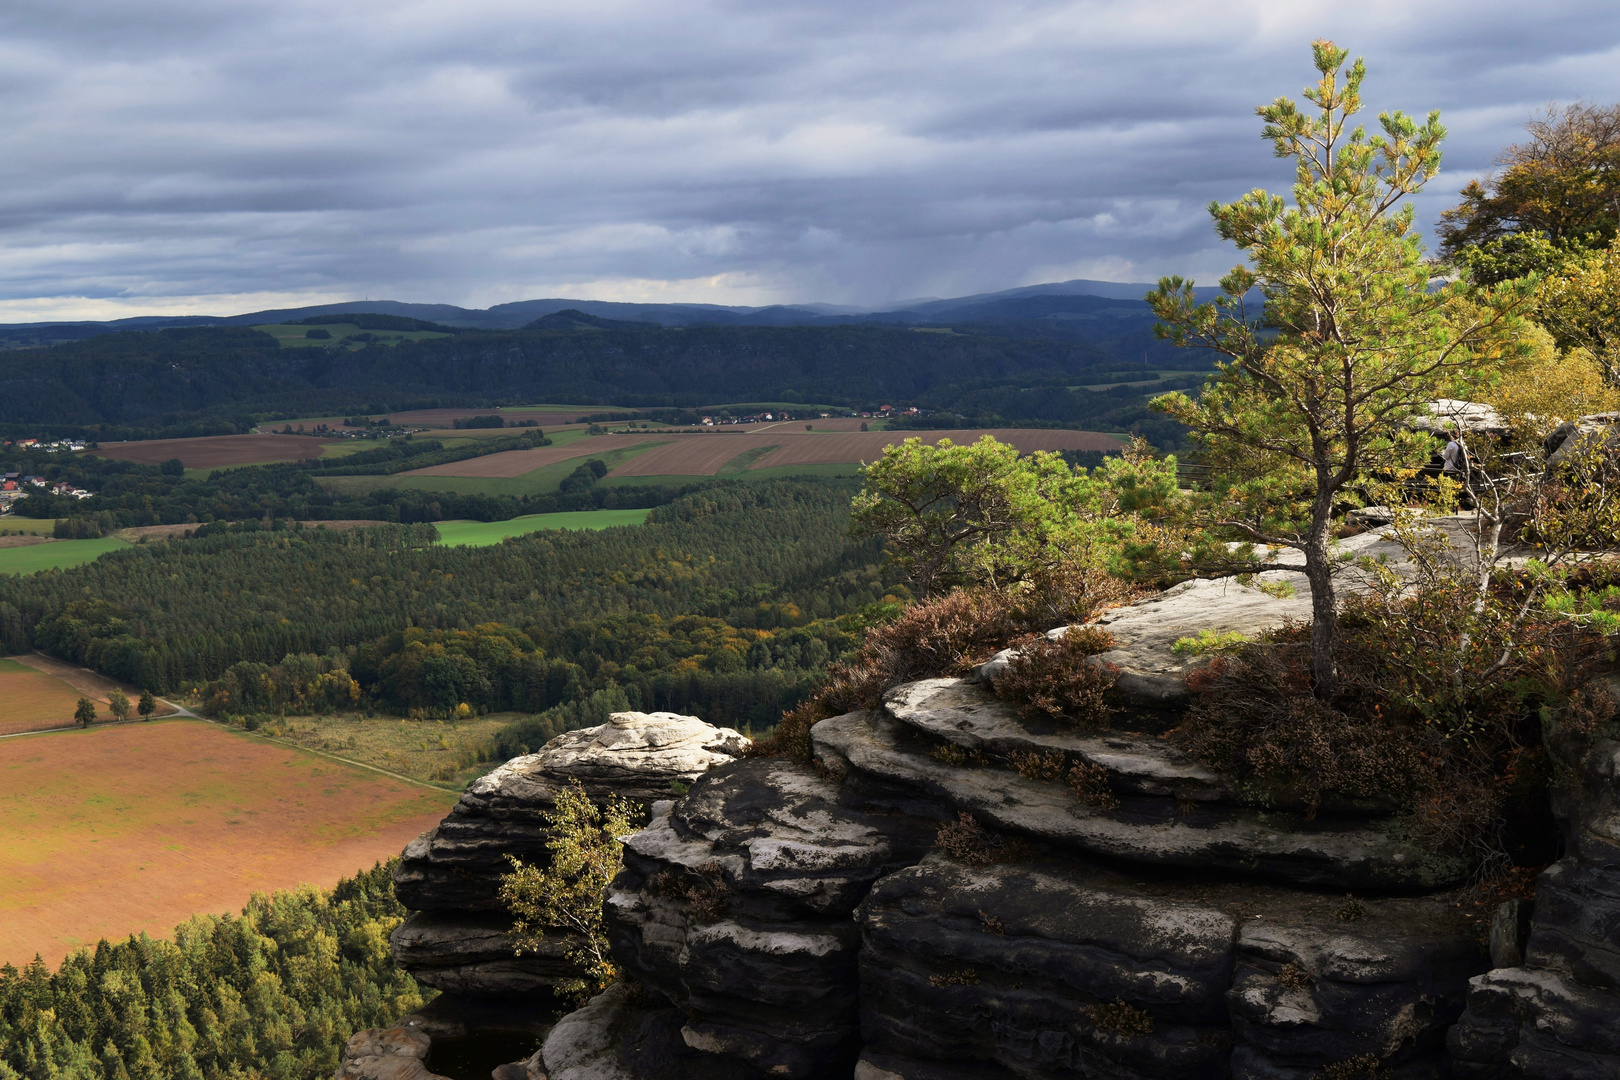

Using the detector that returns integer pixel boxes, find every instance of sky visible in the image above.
[0,0,1617,322]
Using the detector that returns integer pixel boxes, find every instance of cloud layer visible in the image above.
[0,0,1617,319]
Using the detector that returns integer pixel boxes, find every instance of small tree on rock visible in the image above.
[500,780,640,1003]
[1146,40,1529,697]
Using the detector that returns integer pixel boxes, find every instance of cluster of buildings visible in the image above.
[6,437,87,452]
[695,405,921,426]
[0,473,93,513]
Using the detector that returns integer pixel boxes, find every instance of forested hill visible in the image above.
[0,318,1203,435]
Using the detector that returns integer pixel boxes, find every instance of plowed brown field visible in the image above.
[607,433,784,476]
[0,720,455,966]
[404,434,664,477]
[92,434,331,467]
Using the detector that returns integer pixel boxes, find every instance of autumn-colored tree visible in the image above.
[1146,41,1528,696]
[1438,102,1620,282]
[1535,237,1620,382]
[500,780,640,1003]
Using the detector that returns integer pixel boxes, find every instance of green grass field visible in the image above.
[0,518,59,536]
[253,323,452,349]
[433,509,651,546]
[0,537,131,576]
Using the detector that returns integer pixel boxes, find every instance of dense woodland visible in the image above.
[0,480,894,729]
[0,317,1203,443]
[0,863,424,1080]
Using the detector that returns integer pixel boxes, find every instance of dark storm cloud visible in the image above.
[0,0,1616,318]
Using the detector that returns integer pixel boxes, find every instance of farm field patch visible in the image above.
[92,433,336,468]
[0,518,59,536]
[0,659,90,736]
[433,509,652,546]
[403,434,666,478]
[0,536,131,576]
[0,720,456,967]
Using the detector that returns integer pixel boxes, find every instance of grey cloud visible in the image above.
[0,0,1616,318]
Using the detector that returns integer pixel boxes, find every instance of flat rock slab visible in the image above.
[813,710,1469,892]
[536,712,750,802]
[976,530,1425,714]
[886,678,1233,803]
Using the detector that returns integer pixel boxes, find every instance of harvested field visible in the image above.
[92,434,334,468]
[607,427,1127,477]
[0,659,88,736]
[4,653,177,728]
[0,720,456,967]
[405,434,664,477]
[607,433,786,477]
[0,535,54,549]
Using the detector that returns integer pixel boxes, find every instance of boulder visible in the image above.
[535,713,752,802]
[332,1026,450,1080]
[606,760,934,1079]
[813,707,1469,892]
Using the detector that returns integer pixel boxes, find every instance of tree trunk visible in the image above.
[1302,530,1338,699]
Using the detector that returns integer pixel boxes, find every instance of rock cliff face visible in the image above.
[389,712,750,998]
[345,595,1619,1080]
[1448,736,1620,1078]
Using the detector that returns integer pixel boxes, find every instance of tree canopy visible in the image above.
[1145,40,1527,694]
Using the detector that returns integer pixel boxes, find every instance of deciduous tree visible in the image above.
[107,688,131,722]
[74,697,96,727]
[500,780,640,1003]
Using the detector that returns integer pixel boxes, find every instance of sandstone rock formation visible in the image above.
[605,760,935,1078]
[333,1026,451,1080]
[389,712,749,999]
[367,583,1619,1080]
[1449,736,1620,1077]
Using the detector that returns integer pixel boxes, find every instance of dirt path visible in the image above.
[11,653,180,718]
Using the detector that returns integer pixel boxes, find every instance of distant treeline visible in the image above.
[0,320,1206,445]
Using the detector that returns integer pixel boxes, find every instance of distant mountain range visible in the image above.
[0,279,1233,347]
